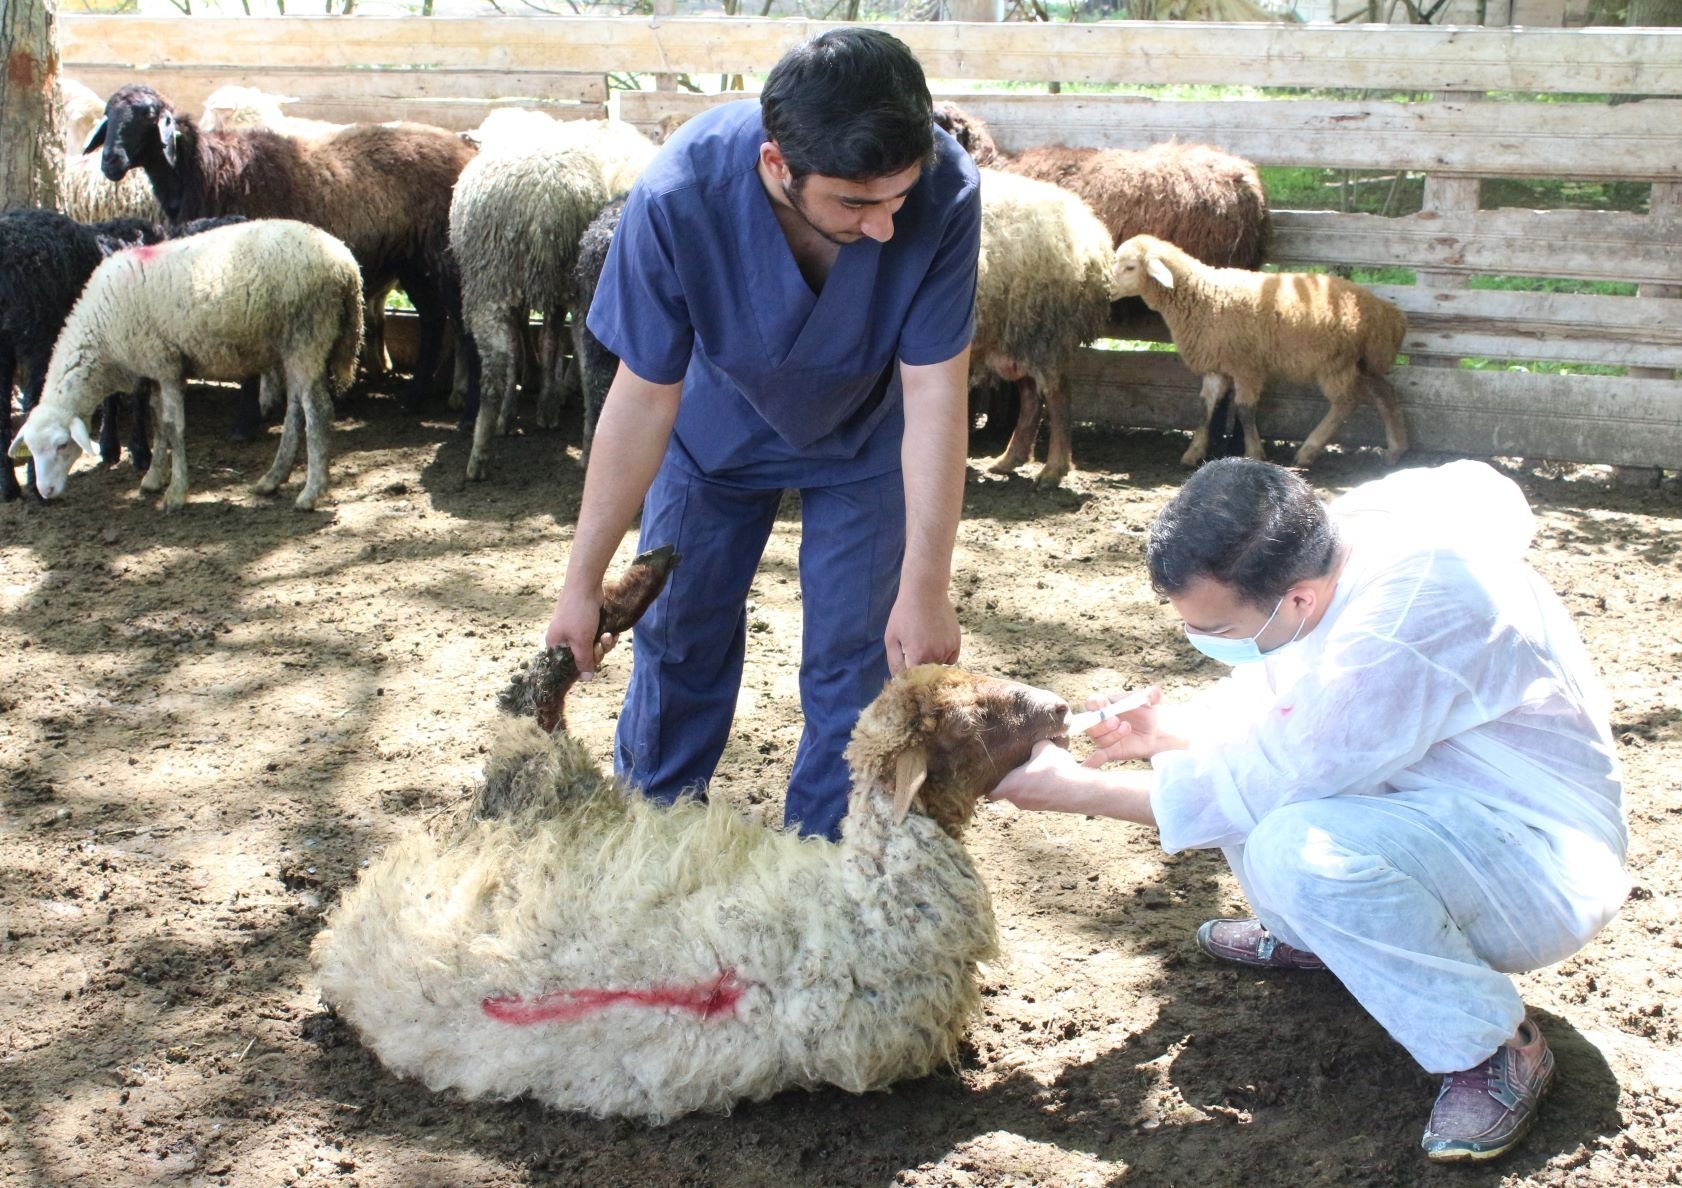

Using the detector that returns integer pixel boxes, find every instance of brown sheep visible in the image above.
[86,84,476,412]
[1112,234,1409,468]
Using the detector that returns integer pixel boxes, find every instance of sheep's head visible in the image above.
[8,406,94,500]
[498,545,680,733]
[845,666,1073,838]
[87,84,179,181]
[1112,234,1180,303]
[931,102,999,167]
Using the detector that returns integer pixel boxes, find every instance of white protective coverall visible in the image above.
[1149,460,1628,1074]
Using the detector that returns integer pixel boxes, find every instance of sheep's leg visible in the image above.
[140,387,168,493]
[96,393,122,468]
[1294,368,1360,467]
[535,308,566,431]
[576,321,615,471]
[466,312,516,481]
[990,375,1042,475]
[1365,373,1410,464]
[395,271,447,413]
[0,346,19,502]
[494,311,522,437]
[229,376,262,442]
[291,376,333,512]
[255,378,302,499]
[128,384,154,476]
[1035,372,1073,488]
[361,282,393,383]
[1180,373,1227,466]
[16,359,49,498]
[1225,372,1267,462]
[156,381,190,512]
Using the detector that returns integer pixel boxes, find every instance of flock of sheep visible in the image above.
[0,77,1425,1118]
[4,80,1410,513]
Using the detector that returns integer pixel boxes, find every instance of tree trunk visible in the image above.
[0,0,63,211]
[1629,0,1682,22]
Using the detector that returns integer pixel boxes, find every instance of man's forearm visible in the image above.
[563,365,684,591]
[1049,766,1159,826]
[898,351,970,593]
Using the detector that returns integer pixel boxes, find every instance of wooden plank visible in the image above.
[1370,284,1682,369]
[60,17,1682,95]
[1271,208,1682,286]
[1067,349,1682,467]
[68,66,605,108]
[267,100,605,132]
[621,90,1682,180]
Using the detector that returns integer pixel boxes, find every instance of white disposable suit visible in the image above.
[1149,460,1628,1074]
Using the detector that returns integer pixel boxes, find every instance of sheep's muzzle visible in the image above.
[498,545,680,732]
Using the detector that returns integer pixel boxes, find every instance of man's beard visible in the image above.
[783,175,862,247]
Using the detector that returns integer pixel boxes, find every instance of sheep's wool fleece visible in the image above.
[312,723,998,1122]
[972,168,1115,377]
[45,219,362,411]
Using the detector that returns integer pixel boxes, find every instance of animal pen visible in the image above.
[60,15,1682,472]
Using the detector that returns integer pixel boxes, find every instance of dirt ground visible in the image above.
[2,386,1679,1188]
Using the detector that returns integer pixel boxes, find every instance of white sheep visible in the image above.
[973,168,1123,488]
[311,548,1075,1121]
[198,84,349,140]
[59,78,108,156]
[1112,234,1410,468]
[450,114,657,479]
[9,219,363,512]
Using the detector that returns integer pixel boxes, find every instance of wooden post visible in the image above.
[1619,180,1681,484]
[650,0,677,93]
[0,0,64,211]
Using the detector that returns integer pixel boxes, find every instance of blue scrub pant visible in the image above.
[615,459,906,840]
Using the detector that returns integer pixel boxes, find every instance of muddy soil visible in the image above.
[2,388,1679,1188]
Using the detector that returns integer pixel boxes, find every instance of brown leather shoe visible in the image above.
[1194,917,1326,971]
[1421,1016,1555,1163]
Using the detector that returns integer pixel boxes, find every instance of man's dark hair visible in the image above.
[760,28,935,181]
[1146,459,1340,609]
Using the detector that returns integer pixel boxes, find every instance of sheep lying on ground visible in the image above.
[1112,234,1409,467]
[452,112,656,478]
[9,219,363,511]
[87,84,473,412]
[570,196,624,470]
[312,547,1078,1122]
[1,209,163,500]
[972,169,1123,488]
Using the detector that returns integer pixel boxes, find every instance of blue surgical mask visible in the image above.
[1184,595,1306,666]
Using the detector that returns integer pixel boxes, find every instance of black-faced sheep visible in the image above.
[972,168,1122,489]
[1,209,163,501]
[86,84,473,411]
[9,219,364,512]
[451,113,656,480]
[311,548,1080,1122]
[570,196,624,471]
[1112,234,1409,467]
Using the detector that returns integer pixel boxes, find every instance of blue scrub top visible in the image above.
[586,99,981,487]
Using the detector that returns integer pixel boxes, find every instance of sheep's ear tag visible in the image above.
[892,748,929,825]
[1147,256,1175,290]
[70,418,96,457]
[8,436,30,461]
[158,111,178,168]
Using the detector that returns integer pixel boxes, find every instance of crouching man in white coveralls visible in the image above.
[991,457,1628,1163]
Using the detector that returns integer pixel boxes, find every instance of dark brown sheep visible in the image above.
[87,84,476,411]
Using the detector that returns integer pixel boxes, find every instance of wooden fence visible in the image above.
[60,16,1682,468]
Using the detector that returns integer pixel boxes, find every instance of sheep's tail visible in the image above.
[326,272,364,396]
[497,544,681,733]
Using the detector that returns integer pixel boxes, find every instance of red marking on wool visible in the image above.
[130,243,164,262]
[482,969,746,1025]
[1279,705,1294,716]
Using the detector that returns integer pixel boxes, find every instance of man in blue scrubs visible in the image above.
[545,29,981,839]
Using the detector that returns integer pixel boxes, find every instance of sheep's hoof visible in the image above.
[252,478,282,498]
[534,408,562,431]
[1384,446,1409,466]
[162,493,187,513]
[1179,445,1206,467]
[293,493,320,512]
[1035,464,1070,489]
[140,474,167,494]
[988,456,1024,476]
[465,459,489,482]
[1291,446,1322,468]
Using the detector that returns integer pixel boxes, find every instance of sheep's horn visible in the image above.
[497,544,682,733]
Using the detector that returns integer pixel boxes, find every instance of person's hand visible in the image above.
[883,586,960,674]
[544,584,617,681]
[1081,686,1165,766]
[989,739,1085,813]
